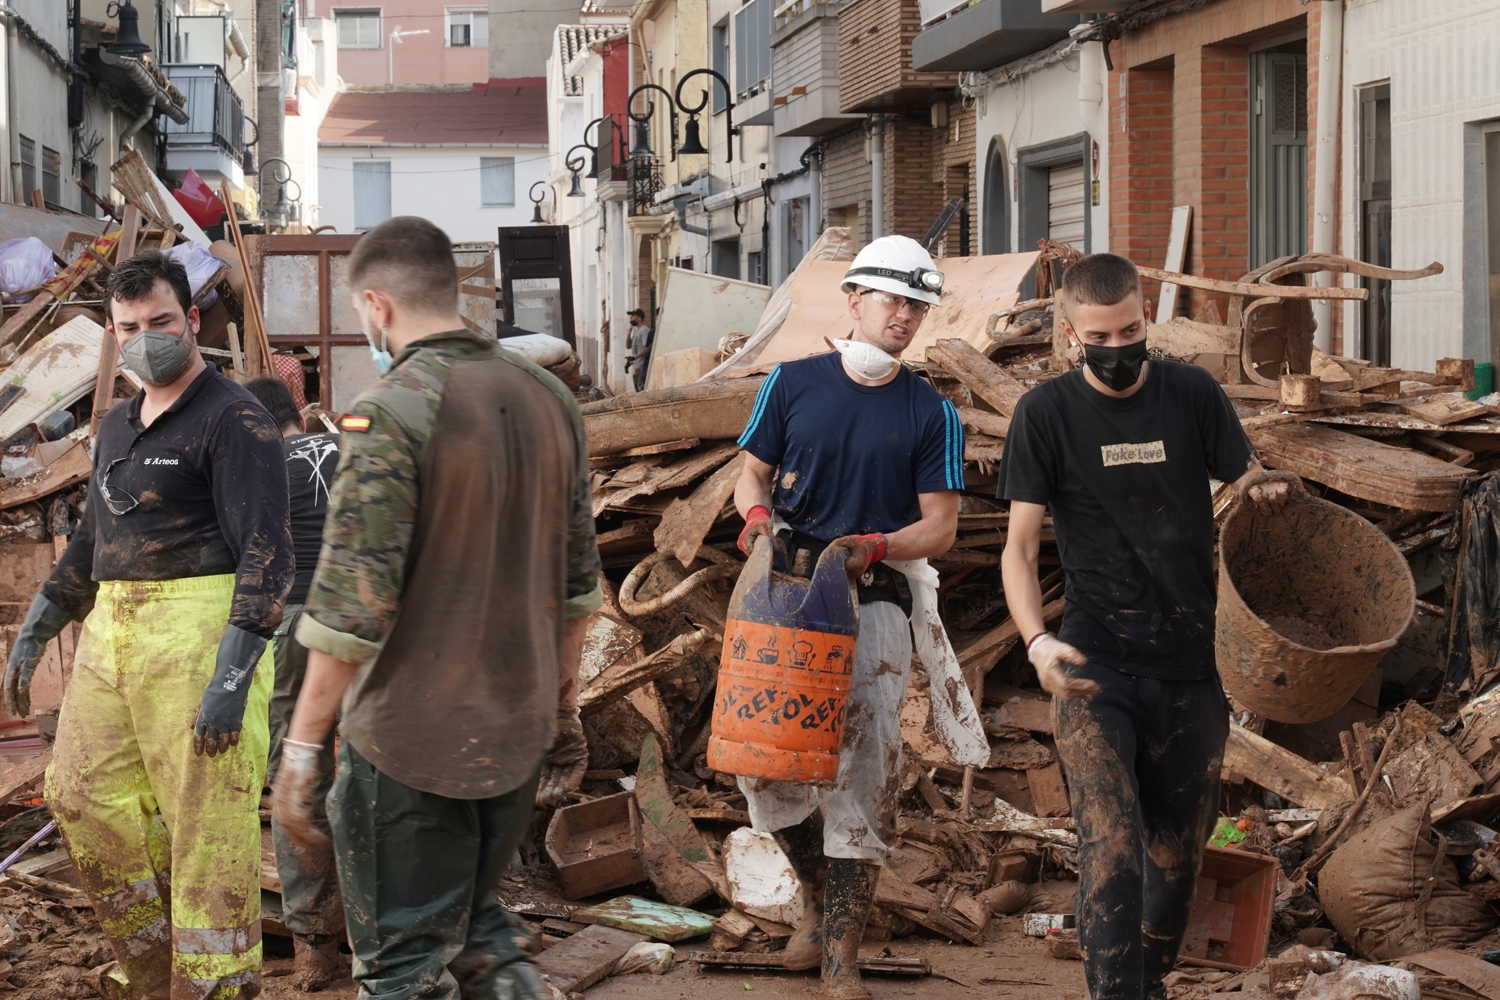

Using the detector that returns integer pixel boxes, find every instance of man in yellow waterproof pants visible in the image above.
[3,250,294,999]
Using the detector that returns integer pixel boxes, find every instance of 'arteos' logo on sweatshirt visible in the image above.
[1101,441,1166,467]
[144,457,180,466]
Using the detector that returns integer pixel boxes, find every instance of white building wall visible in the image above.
[972,48,1106,256]
[283,16,339,230]
[1341,0,1500,369]
[7,0,73,207]
[317,144,547,240]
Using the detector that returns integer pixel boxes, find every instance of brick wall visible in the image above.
[1176,44,1250,314]
[884,118,948,242]
[837,0,957,113]
[823,128,872,244]
[1106,0,1315,318]
[1108,60,1175,304]
[931,100,977,257]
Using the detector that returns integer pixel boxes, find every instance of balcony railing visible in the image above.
[628,158,663,217]
[161,64,245,157]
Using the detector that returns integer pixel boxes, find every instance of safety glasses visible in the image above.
[100,457,139,516]
[859,290,931,318]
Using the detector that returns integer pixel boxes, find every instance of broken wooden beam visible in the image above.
[1222,723,1354,810]
[1136,266,1369,301]
[925,339,1027,416]
[581,379,764,456]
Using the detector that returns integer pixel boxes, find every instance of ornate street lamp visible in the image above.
[626,83,679,162]
[529,181,553,223]
[674,68,738,163]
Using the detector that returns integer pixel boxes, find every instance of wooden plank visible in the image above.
[1147,316,1240,358]
[995,698,1053,734]
[1249,422,1470,512]
[535,924,646,994]
[1026,763,1070,817]
[590,437,699,465]
[925,339,1027,416]
[0,442,92,511]
[691,951,930,975]
[1398,392,1489,426]
[639,817,716,907]
[1404,949,1500,1000]
[0,749,51,802]
[1222,724,1354,809]
[578,629,710,711]
[581,378,764,456]
[956,406,1010,439]
[1136,266,1369,300]
[653,453,745,568]
[220,180,272,378]
[634,734,712,864]
[1155,205,1192,323]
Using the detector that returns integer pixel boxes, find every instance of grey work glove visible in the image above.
[272,739,330,851]
[536,706,589,807]
[4,594,71,718]
[193,623,267,757]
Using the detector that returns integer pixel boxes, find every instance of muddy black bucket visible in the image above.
[1217,485,1415,724]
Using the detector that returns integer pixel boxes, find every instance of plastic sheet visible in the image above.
[165,242,226,311]
[612,942,674,975]
[0,238,55,303]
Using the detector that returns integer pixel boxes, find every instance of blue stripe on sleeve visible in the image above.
[737,364,783,447]
[944,400,964,489]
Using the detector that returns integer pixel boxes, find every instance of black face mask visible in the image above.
[1081,339,1147,391]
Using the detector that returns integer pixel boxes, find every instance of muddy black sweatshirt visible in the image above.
[43,365,294,638]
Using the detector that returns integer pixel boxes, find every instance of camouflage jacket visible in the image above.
[296,329,602,797]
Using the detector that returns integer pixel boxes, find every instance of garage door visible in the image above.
[1047,163,1086,247]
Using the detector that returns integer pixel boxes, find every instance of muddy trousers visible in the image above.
[265,605,344,939]
[327,740,541,1000]
[44,575,273,1000]
[1053,664,1229,1000]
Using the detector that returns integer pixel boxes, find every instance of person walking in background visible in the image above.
[244,376,347,992]
[626,308,653,391]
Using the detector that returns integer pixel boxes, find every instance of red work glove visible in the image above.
[738,504,774,555]
[828,533,888,578]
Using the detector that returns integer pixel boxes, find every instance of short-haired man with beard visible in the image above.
[731,235,967,999]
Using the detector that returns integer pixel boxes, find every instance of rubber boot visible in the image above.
[292,933,348,992]
[776,815,827,971]
[821,858,879,999]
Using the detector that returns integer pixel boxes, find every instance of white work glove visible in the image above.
[1237,466,1299,513]
[1027,632,1100,700]
[272,739,329,851]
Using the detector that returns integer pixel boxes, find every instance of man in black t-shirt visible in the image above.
[245,377,347,990]
[997,254,1287,1000]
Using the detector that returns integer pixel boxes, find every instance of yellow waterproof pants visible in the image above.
[45,575,274,1000]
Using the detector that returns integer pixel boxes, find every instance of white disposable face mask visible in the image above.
[834,338,900,380]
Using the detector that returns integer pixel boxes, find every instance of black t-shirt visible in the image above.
[44,365,294,637]
[282,431,339,605]
[996,361,1254,679]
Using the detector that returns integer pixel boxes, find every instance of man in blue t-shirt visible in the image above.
[998,254,1288,1000]
[733,235,965,1000]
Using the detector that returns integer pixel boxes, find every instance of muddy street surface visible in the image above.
[258,915,1087,999]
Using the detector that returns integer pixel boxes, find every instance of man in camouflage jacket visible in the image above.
[271,217,600,1000]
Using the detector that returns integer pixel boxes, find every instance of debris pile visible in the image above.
[512,240,1500,994]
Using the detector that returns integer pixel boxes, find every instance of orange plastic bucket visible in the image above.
[707,536,859,783]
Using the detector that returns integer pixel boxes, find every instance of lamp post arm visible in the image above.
[628,82,680,161]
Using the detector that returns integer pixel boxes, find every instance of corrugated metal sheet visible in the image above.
[1047,163,1086,245]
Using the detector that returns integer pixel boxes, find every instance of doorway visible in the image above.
[1359,84,1392,365]
[1250,44,1308,267]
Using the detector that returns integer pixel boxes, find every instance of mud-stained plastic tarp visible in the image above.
[1440,473,1500,699]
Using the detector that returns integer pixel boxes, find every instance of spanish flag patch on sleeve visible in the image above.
[339,414,372,433]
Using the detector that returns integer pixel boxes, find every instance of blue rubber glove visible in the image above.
[3,594,71,718]
[194,623,267,757]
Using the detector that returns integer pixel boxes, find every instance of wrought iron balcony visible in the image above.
[161,63,246,185]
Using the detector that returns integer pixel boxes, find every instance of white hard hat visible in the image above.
[841,234,945,305]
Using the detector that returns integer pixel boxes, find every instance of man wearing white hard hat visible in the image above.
[731,235,988,999]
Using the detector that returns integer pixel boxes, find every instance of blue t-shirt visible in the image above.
[737,352,965,542]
